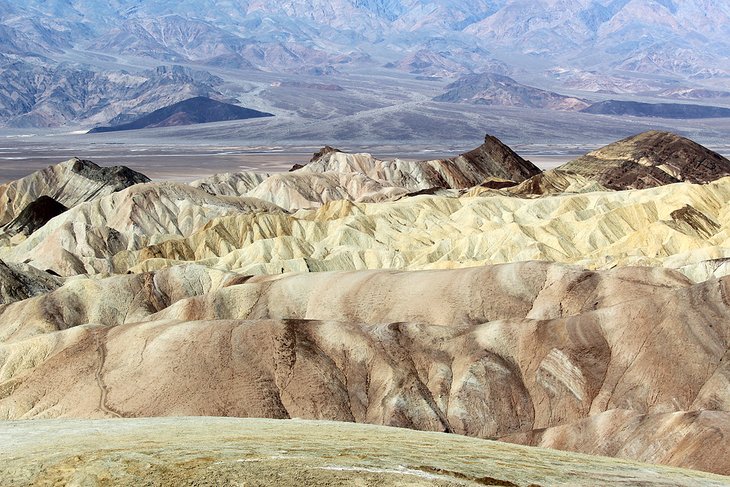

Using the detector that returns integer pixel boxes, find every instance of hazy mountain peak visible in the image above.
[1,1,729,128]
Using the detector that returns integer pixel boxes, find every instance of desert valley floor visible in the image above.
[1,131,730,485]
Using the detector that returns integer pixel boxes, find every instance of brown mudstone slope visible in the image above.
[0,262,729,476]
[530,130,730,192]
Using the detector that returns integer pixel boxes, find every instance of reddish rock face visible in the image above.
[458,134,542,183]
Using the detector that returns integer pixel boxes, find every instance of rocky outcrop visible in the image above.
[549,131,730,191]
[0,158,149,226]
[1,196,67,237]
[308,145,341,163]
[0,259,62,305]
[459,134,542,183]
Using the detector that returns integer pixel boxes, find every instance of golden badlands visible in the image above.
[1,131,730,485]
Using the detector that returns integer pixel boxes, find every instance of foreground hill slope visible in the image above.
[2,418,727,487]
[1,262,729,475]
[502,409,730,474]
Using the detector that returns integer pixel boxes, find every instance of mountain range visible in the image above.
[1,1,729,132]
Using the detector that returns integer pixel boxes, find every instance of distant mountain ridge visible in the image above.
[4,1,729,78]
[0,63,229,128]
[88,97,273,133]
[581,100,730,119]
[0,1,729,128]
[434,73,588,111]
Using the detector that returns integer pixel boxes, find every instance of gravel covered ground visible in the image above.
[2,417,729,486]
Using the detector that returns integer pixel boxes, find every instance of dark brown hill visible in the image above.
[560,130,730,190]
[513,131,730,194]
[88,96,273,133]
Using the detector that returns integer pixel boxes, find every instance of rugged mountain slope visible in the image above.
[3,136,730,280]
[2,2,730,129]
[299,134,541,188]
[1,196,67,237]
[191,171,270,196]
[3,133,730,281]
[186,135,540,210]
[0,181,283,276]
[0,63,229,128]
[84,175,730,281]
[1,262,729,476]
[246,170,409,210]
[0,158,149,227]
[525,130,730,192]
[0,260,61,305]
[434,73,588,111]
[88,96,273,133]
[384,48,471,76]
[462,1,730,78]
[4,418,728,487]
[8,0,730,74]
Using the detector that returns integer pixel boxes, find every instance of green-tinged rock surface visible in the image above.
[2,417,729,487]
